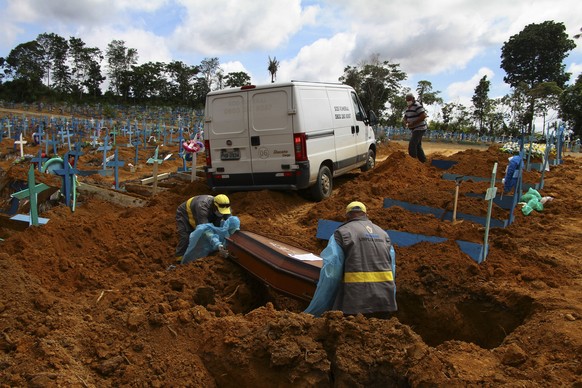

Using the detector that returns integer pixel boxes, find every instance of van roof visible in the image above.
[207,81,353,96]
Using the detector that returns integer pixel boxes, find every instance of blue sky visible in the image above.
[1,0,581,117]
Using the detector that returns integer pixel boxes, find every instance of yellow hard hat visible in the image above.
[214,194,231,215]
[346,201,366,214]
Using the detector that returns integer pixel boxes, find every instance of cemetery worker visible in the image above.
[332,201,397,318]
[174,194,231,263]
[402,93,428,163]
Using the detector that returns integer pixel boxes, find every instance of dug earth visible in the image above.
[0,134,581,386]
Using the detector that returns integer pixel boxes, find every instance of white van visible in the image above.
[203,81,377,201]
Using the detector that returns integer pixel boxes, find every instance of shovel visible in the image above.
[451,176,464,225]
[439,175,464,224]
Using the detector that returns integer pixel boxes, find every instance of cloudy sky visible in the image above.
[1,0,581,109]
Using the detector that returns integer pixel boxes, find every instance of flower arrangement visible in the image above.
[500,142,556,158]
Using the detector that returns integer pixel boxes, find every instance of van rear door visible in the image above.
[206,86,296,189]
[206,91,253,187]
[247,86,296,186]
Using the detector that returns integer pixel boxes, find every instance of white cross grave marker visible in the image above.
[15,133,27,157]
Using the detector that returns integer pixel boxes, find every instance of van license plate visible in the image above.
[220,148,241,160]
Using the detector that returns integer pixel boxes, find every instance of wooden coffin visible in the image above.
[226,231,322,302]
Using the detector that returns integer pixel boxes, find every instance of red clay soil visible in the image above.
[0,130,581,387]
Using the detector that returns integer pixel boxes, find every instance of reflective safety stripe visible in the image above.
[344,271,394,283]
[186,197,196,228]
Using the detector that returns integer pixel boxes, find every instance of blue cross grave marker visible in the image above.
[106,148,125,191]
[50,154,78,212]
[31,150,49,172]
[11,165,50,226]
[68,142,84,169]
[45,133,59,156]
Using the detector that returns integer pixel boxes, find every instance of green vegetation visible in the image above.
[0,21,580,138]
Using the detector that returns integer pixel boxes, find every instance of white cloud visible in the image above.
[316,0,582,80]
[220,61,249,76]
[0,0,171,54]
[567,63,582,82]
[76,26,172,64]
[447,67,495,105]
[6,0,168,24]
[171,0,318,54]
[275,32,356,84]
[116,0,169,12]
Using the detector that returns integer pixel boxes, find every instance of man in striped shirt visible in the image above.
[403,93,428,163]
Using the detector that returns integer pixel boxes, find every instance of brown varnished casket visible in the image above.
[226,231,322,302]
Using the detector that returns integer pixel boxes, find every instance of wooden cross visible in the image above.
[106,148,125,191]
[481,162,498,263]
[45,133,59,155]
[31,150,49,172]
[5,120,12,137]
[14,132,27,157]
[147,146,164,195]
[11,165,50,226]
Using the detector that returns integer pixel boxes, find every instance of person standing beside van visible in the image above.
[403,93,428,163]
[174,194,232,263]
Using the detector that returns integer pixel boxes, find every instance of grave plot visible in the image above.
[0,119,580,387]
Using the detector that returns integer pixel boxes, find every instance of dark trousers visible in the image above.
[175,206,194,258]
[408,130,427,163]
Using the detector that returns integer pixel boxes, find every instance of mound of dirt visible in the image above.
[1,134,581,386]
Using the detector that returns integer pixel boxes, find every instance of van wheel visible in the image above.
[361,149,375,172]
[311,165,332,201]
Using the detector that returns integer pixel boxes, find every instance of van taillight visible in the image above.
[205,140,211,166]
[294,133,307,162]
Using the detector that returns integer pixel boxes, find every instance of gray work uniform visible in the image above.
[332,216,397,315]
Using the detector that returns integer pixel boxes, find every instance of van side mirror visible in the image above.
[367,110,378,126]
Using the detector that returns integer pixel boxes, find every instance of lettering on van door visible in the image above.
[273,149,291,157]
[224,99,242,115]
[254,95,272,112]
[334,105,352,120]
[257,147,291,159]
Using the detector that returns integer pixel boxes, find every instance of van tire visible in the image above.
[311,165,333,201]
[361,149,375,172]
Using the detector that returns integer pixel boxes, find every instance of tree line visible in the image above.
[0,21,580,138]
[0,33,249,109]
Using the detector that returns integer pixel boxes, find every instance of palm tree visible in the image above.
[268,56,279,83]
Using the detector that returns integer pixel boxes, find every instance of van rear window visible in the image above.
[211,95,246,134]
[250,91,289,131]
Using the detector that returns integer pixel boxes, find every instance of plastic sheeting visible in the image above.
[503,155,522,193]
[181,216,240,264]
[520,187,544,216]
[304,237,345,317]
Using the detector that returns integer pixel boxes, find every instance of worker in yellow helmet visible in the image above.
[174,194,231,263]
[332,201,396,318]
